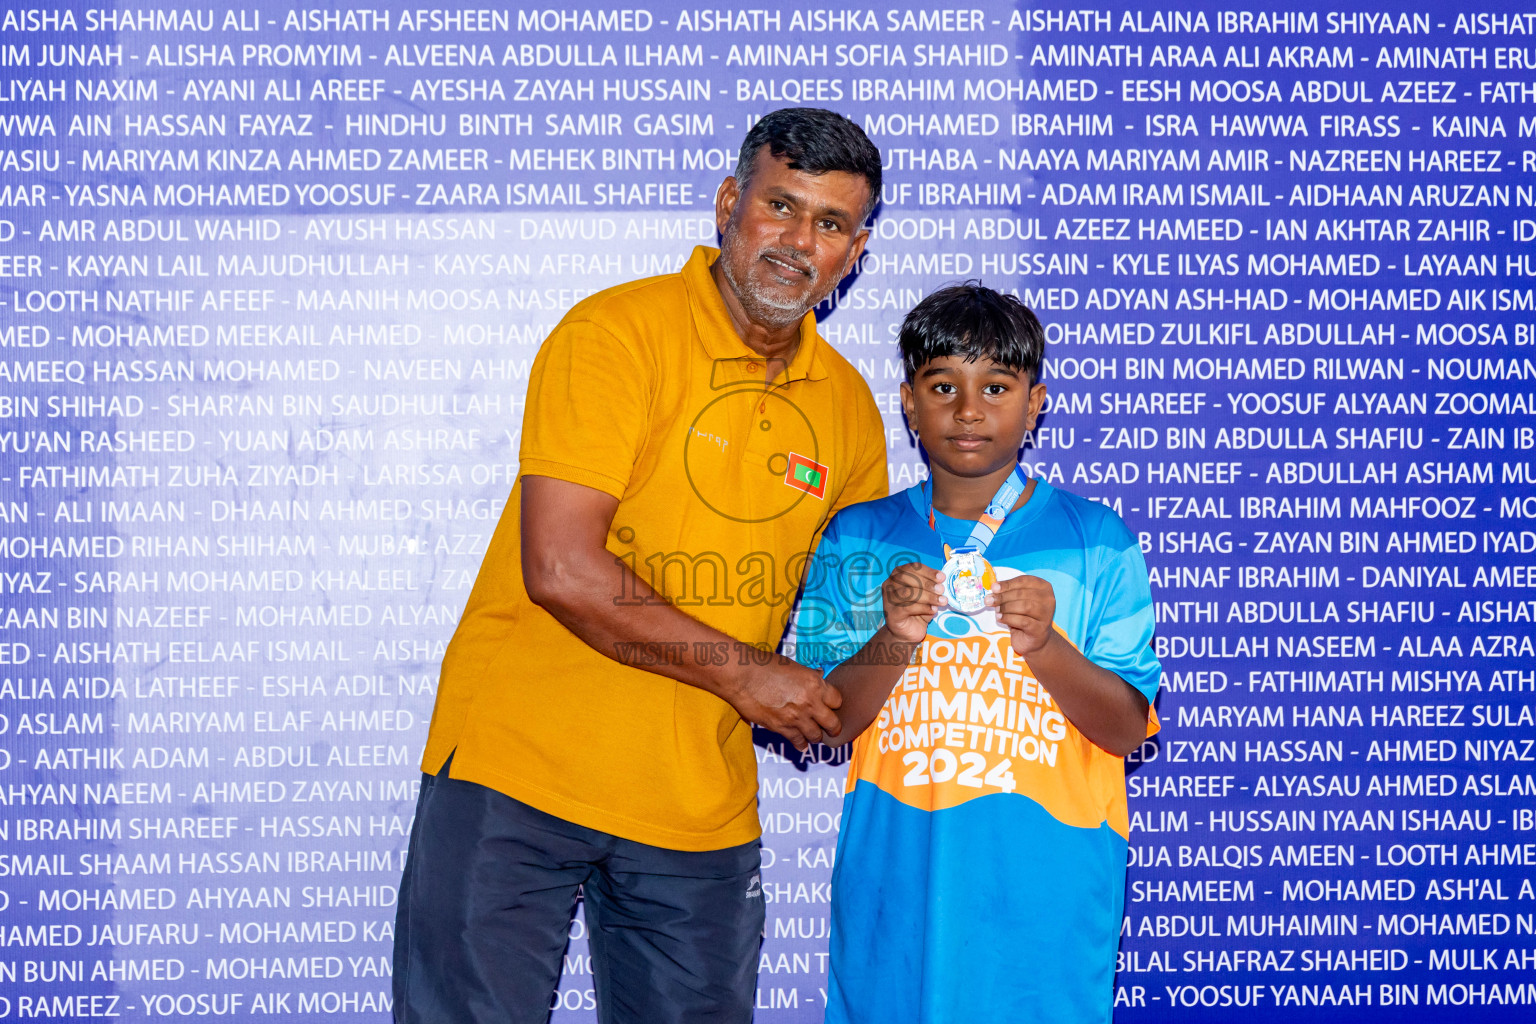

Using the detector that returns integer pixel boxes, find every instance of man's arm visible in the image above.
[521,474,844,750]
[829,390,890,517]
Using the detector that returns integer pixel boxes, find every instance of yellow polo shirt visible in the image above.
[421,246,888,850]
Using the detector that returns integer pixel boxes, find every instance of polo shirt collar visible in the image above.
[683,245,828,384]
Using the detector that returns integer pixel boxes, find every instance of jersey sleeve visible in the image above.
[829,390,889,517]
[789,512,883,678]
[1084,519,1162,706]
[519,318,652,500]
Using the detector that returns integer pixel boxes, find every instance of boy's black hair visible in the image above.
[735,107,883,222]
[899,282,1046,384]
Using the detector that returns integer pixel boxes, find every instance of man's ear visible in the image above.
[840,227,870,280]
[714,176,740,236]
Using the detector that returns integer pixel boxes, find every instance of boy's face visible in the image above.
[900,356,1048,480]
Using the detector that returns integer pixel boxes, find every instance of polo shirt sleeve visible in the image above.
[790,512,882,679]
[830,388,889,516]
[1083,517,1161,706]
[519,317,652,501]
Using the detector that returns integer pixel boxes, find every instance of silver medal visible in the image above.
[941,546,995,616]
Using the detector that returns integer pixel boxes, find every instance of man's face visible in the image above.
[714,151,872,330]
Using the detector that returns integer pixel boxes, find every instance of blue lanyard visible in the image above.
[924,464,1030,558]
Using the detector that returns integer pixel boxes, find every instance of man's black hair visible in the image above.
[734,107,883,222]
[899,282,1046,384]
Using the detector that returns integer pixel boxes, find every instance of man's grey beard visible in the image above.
[719,230,822,331]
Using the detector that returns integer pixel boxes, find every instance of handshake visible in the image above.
[722,562,1061,750]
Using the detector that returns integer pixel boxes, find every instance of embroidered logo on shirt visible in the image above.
[784,453,828,499]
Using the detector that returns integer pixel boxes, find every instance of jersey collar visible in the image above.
[904,475,1055,545]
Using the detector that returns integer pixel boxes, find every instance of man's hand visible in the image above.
[724,657,844,751]
[882,562,945,643]
[989,575,1059,657]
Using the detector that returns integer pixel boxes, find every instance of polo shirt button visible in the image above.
[759,419,771,431]
[758,401,766,413]
[746,361,760,372]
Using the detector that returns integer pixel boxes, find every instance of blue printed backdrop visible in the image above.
[1,1,1535,1020]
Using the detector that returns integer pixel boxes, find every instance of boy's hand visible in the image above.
[882,563,945,642]
[990,575,1058,656]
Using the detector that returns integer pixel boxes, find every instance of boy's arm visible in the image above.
[821,563,944,747]
[990,575,1151,756]
[791,508,942,747]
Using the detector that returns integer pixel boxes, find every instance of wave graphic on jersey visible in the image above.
[846,566,1156,837]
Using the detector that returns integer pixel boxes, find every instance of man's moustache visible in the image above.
[760,248,816,282]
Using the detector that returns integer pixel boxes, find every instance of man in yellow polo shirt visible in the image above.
[395,108,888,1024]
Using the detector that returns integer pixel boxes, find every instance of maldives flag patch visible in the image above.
[784,453,828,499]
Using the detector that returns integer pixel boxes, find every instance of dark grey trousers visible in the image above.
[393,764,764,1024]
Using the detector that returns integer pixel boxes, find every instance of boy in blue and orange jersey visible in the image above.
[794,283,1160,1023]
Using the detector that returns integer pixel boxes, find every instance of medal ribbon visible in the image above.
[924,463,1030,558]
